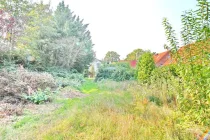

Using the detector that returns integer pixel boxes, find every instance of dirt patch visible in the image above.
[0,101,61,124]
[0,90,86,124]
[0,103,24,124]
[0,84,86,124]
[61,90,87,99]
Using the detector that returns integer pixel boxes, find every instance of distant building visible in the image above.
[153,42,210,66]
[153,50,171,67]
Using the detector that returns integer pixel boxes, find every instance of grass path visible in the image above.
[0,80,194,140]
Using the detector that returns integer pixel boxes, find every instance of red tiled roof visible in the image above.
[153,51,170,63]
[153,50,171,66]
[162,57,174,66]
[153,41,210,66]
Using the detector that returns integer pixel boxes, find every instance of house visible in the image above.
[153,50,171,66]
[121,51,172,68]
[110,43,209,69]
[119,51,172,68]
[153,42,210,67]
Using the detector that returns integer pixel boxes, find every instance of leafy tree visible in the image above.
[104,51,120,63]
[16,1,94,72]
[125,49,145,61]
[17,2,57,65]
[137,52,155,82]
[53,1,94,72]
[0,0,30,62]
[0,1,95,73]
[0,0,30,49]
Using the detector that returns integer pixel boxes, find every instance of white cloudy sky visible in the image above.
[40,0,196,59]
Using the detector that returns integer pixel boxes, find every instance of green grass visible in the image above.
[13,116,39,129]
[0,80,197,140]
[79,79,100,94]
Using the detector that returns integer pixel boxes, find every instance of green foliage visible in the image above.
[0,1,94,73]
[56,77,84,88]
[104,51,120,63]
[109,62,131,68]
[162,0,210,126]
[0,0,30,51]
[125,48,145,61]
[110,66,135,81]
[137,52,155,82]
[95,66,115,81]
[95,62,135,81]
[23,88,51,104]
[52,1,94,72]
[151,65,179,80]
[178,64,210,125]
[0,61,18,71]
[162,18,179,52]
[46,67,85,88]
[149,65,181,107]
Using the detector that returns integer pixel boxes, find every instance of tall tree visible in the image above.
[104,51,120,63]
[0,0,95,72]
[53,1,94,72]
[17,2,57,62]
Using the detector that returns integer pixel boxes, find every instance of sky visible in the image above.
[40,0,197,59]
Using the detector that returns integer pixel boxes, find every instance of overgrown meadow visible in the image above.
[0,0,210,140]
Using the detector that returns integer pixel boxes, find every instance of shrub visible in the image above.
[56,78,83,88]
[46,67,85,88]
[177,64,210,125]
[0,61,18,71]
[137,52,155,83]
[95,62,135,81]
[110,67,135,81]
[162,0,210,126]
[109,62,130,68]
[149,65,181,105]
[150,63,210,125]
[95,66,116,81]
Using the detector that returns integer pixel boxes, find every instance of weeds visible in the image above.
[23,88,52,104]
[37,80,195,140]
[0,80,202,140]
